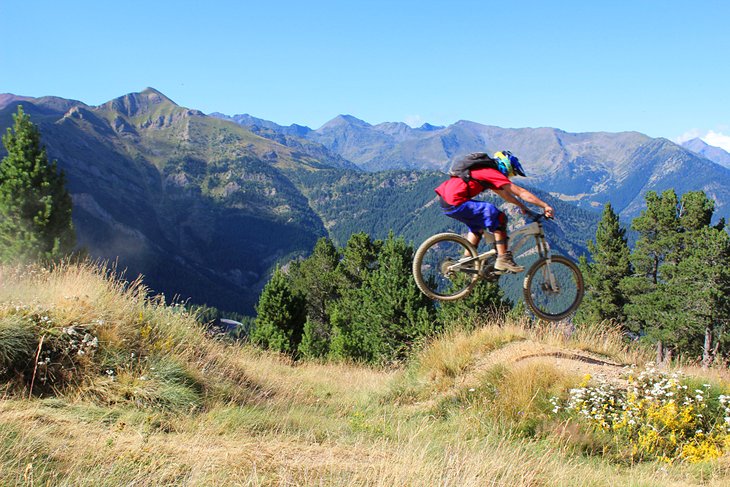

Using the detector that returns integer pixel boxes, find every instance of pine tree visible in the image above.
[328,233,383,361]
[621,190,730,363]
[291,237,341,358]
[438,278,510,328]
[678,191,714,231]
[251,266,306,354]
[370,233,438,359]
[621,190,681,361]
[0,105,75,263]
[330,233,437,363]
[337,232,380,287]
[663,192,730,365]
[577,203,632,324]
[664,226,730,366]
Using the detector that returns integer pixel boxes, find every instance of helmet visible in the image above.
[493,150,526,177]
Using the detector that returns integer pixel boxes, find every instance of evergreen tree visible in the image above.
[298,318,331,359]
[662,192,730,365]
[328,233,383,361]
[621,190,681,361]
[621,190,730,363]
[438,278,510,327]
[577,203,632,324]
[330,233,437,363]
[0,105,75,263]
[371,233,438,359]
[337,232,381,287]
[664,226,730,366]
[507,298,528,321]
[678,191,714,231]
[291,237,341,358]
[251,266,306,354]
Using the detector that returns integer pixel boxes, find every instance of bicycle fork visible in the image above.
[533,232,561,294]
[540,260,561,294]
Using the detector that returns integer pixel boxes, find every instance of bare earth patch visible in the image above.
[458,339,629,391]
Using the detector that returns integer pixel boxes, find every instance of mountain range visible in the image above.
[2,88,728,314]
[219,112,730,223]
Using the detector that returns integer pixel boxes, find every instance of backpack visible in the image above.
[448,152,500,183]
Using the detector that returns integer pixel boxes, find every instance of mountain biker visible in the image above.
[434,151,554,273]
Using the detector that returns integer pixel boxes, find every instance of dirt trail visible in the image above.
[456,339,630,390]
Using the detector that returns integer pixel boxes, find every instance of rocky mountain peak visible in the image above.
[681,138,730,169]
[101,88,178,118]
[681,137,710,152]
[417,123,444,131]
[318,114,371,131]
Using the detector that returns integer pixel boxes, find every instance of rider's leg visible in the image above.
[464,231,481,257]
[493,212,509,255]
[493,213,524,273]
[494,229,508,255]
[466,231,481,247]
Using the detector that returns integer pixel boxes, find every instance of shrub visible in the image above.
[552,363,730,463]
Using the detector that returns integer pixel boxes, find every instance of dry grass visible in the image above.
[395,315,653,405]
[1,262,729,486]
[415,321,525,388]
[3,397,728,486]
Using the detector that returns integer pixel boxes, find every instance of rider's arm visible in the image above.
[500,183,555,218]
[493,186,529,213]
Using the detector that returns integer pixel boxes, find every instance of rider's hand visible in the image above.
[544,206,554,218]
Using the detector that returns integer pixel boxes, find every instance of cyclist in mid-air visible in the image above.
[434,151,554,273]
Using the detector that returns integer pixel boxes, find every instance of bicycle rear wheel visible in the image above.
[413,233,480,301]
[523,255,584,321]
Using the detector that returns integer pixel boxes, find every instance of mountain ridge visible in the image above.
[218,111,730,222]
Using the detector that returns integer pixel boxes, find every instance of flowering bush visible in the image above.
[0,304,101,390]
[551,363,730,463]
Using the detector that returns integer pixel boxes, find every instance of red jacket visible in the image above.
[435,167,511,206]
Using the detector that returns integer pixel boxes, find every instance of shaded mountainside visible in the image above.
[223,113,730,223]
[0,89,335,314]
[209,112,360,171]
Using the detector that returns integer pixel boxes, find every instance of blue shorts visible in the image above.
[443,200,504,233]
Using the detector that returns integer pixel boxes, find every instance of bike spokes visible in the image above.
[524,256,583,321]
[414,235,480,300]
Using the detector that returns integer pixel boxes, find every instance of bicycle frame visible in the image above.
[413,213,583,318]
[445,217,554,279]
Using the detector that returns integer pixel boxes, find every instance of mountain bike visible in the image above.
[412,212,584,321]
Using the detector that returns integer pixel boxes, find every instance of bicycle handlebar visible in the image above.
[525,210,552,222]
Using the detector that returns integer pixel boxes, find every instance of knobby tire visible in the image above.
[412,233,480,301]
[522,256,584,321]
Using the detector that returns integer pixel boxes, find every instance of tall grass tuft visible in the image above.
[0,261,266,408]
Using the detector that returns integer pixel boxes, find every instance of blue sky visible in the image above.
[2,0,729,148]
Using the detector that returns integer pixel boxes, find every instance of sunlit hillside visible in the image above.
[1,262,729,486]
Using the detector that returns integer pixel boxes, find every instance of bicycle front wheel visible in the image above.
[413,233,480,301]
[523,255,584,321]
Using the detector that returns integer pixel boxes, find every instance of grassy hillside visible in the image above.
[1,262,729,485]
